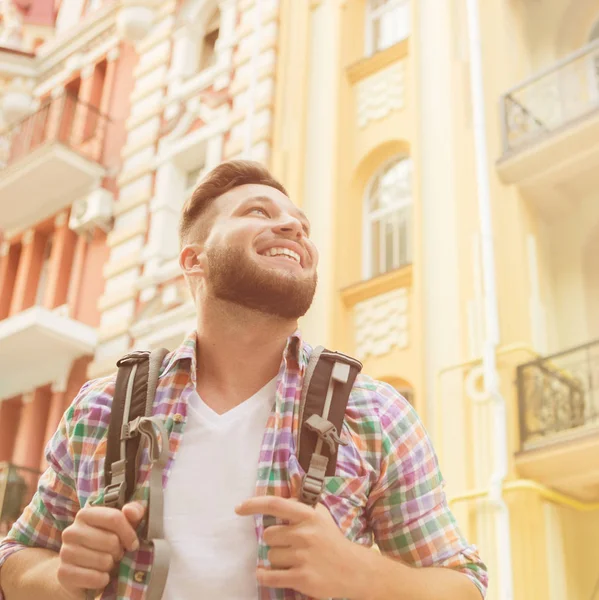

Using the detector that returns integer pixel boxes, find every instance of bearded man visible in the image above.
[0,160,487,600]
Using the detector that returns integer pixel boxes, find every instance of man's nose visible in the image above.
[273,215,304,238]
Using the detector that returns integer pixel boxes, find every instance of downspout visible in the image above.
[465,0,514,599]
[243,0,263,158]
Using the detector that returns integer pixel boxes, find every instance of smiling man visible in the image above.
[0,160,487,600]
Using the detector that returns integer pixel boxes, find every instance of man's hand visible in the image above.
[235,496,366,599]
[56,502,145,599]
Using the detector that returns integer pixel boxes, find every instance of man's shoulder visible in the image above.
[66,374,117,422]
[349,372,413,418]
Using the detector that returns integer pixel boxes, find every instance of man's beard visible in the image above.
[205,244,317,319]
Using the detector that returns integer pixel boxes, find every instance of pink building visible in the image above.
[0,0,136,516]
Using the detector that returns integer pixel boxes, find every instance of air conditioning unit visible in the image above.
[69,189,114,234]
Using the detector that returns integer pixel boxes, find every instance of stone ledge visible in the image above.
[340,264,413,308]
[121,133,158,161]
[224,124,271,159]
[107,221,147,248]
[130,77,166,105]
[103,250,143,279]
[114,191,152,217]
[229,95,273,126]
[229,61,276,95]
[346,38,409,85]
[126,104,163,130]
[97,321,131,344]
[98,284,138,311]
[117,163,155,188]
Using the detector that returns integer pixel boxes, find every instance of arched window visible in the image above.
[365,0,410,56]
[363,156,413,279]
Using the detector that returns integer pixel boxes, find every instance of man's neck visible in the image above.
[194,300,298,413]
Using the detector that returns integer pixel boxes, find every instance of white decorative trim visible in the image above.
[81,64,95,79]
[356,61,406,128]
[22,229,34,245]
[54,212,68,228]
[51,376,68,394]
[354,287,410,360]
[130,300,196,341]
[107,47,120,62]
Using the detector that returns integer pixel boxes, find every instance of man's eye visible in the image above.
[248,207,269,217]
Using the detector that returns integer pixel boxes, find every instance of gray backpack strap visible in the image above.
[98,347,170,600]
[298,346,362,506]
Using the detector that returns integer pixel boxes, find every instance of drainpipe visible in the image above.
[243,0,263,158]
[465,0,514,599]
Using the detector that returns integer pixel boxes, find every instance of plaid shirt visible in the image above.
[0,330,487,599]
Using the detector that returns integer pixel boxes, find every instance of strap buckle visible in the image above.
[117,350,150,368]
[304,414,348,454]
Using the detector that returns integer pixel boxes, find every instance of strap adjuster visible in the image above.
[103,481,126,508]
[300,473,325,506]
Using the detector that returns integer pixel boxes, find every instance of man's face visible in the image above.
[188,183,318,320]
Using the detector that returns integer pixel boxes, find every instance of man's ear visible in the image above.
[179,244,205,275]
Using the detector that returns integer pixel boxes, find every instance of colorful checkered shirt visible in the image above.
[0,330,487,599]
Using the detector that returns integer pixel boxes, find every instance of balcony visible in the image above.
[497,39,599,219]
[0,94,109,234]
[0,463,40,534]
[515,340,599,501]
[0,306,97,399]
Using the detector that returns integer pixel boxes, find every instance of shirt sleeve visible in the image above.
[366,385,488,598]
[0,382,92,594]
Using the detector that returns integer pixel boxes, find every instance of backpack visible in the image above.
[99,345,362,600]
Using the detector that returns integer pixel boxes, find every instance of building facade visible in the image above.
[0,0,598,599]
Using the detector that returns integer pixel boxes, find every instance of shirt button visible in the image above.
[134,571,146,584]
[173,413,184,424]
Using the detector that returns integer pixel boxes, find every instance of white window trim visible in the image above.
[362,155,413,280]
[365,0,411,57]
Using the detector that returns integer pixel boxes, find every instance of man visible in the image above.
[0,160,487,599]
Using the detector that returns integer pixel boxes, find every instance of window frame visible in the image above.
[365,0,411,57]
[362,155,413,280]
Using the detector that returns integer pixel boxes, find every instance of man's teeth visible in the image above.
[262,247,301,263]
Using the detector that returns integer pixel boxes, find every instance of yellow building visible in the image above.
[1,0,599,598]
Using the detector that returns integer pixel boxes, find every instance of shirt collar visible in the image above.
[160,328,307,380]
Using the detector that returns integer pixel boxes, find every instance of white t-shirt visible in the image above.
[161,378,277,600]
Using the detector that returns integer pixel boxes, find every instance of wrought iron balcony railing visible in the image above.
[0,93,109,169]
[516,340,599,449]
[0,462,40,535]
[501,38,599,153]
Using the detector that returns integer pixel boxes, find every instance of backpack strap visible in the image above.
[298,346,362,506]
[100,347,170,600]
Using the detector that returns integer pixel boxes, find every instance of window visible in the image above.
[198,9,220,72]
[366,0,410,56]
[363,156,413,279]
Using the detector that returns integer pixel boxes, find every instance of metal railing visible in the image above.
[0,462,40,535]
[0,93,109,169]
[501,38,599,152]
[516,339,599,449]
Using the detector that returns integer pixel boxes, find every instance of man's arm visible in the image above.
[352,544,483,600]
[0,549,77,600]
[365,385,488,599]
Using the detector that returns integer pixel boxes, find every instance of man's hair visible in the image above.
[179,159,288,246]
